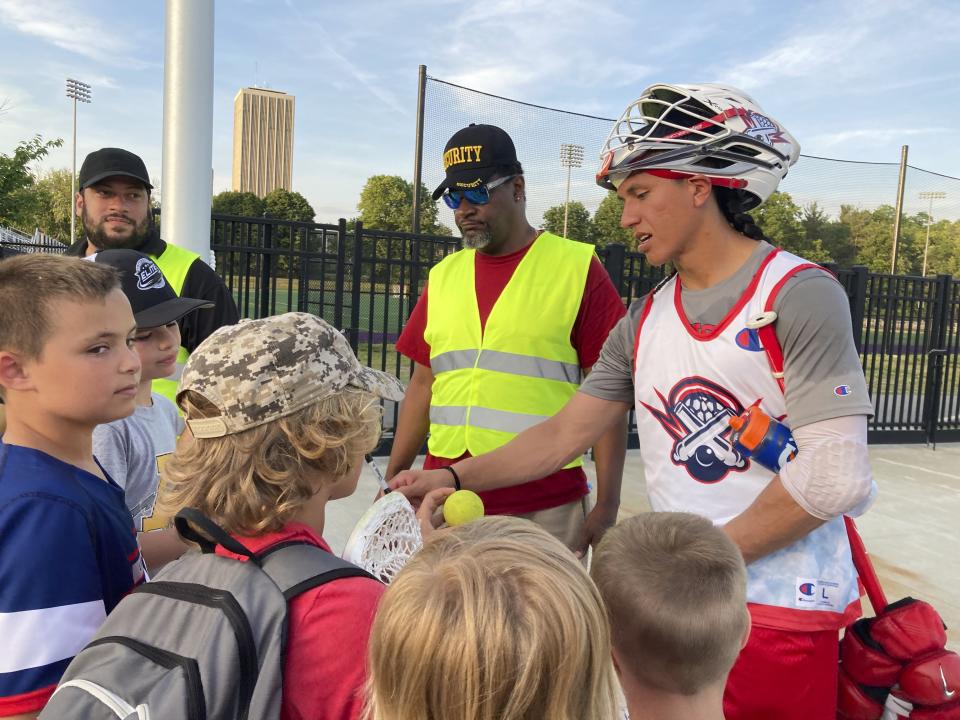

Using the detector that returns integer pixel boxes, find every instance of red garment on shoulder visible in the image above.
[395,243,626,514]
[217,522,384,720]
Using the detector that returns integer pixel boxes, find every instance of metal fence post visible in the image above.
[349,221,364,352]
[922,274,952,447]
[850,265,869,354]
[258,216,273,319]
[407,236,421,323]
[334,218,347,331]
[411,65,427,234]
[602,243,626,297]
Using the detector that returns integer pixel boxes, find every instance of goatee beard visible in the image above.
[462,229,493,250]
[82,211,152,251]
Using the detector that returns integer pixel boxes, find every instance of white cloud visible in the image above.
[0,0,133,63]
[805,127,950,151]
[282,0,407,115]
[724,28,870,90]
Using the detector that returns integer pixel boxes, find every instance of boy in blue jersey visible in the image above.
[0,254,147,719]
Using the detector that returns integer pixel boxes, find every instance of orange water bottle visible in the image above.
[728,406,798,473]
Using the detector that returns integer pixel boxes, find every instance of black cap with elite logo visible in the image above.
[79,148,153,190]
[90,249,213,327]
[431,124,520,200]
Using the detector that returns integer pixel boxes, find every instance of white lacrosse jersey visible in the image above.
[633,249,860,631]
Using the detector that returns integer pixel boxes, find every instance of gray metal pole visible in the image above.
[161,0,216,261]
[889,145,908,274]
[71,96,77,244]
[411,64,427,234]
[562,163,572,238]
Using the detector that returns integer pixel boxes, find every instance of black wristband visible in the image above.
[443,465,462,491]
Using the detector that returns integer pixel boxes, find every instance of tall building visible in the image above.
[232,87,295,197]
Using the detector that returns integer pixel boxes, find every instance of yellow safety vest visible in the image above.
[148,243,200,406]
[424,232,593,467]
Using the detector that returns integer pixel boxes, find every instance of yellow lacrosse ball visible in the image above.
[442,489,485,526]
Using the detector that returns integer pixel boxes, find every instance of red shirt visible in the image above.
[217,522,384,720]
[395,241,626,514]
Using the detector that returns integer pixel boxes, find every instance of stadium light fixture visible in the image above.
[559,143,584,238]
[66,78,92,245]
[919,191,946,276]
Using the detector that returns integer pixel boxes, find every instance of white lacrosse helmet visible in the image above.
[596,83,800,211]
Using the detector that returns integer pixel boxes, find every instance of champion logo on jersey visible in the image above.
[135,257,166,291]
[798,582,816,597]
[735,327,763,352]
[640,376,750,484]
[834,384,853,397]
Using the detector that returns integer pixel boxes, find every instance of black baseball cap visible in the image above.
[79,148,153,190]
[90,249,213,327]
[431,124,520,200]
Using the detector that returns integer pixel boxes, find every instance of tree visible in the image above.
[591,191,633,248]
[801,202,855,267]
[0,135,63,229]
[212,190,265,218]
[356,175,450,236]
[542,201,593,243]
[29,168,75,242]
[254,189,316,274]
[264,188,315,222]
[924,220,960,277]
[754,191,832,263]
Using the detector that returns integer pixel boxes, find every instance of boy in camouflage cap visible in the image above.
[156,312,403,720]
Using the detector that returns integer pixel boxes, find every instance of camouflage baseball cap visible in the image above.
[178,312,405,439]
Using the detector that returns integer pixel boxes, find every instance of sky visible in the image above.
[1,0,959,227]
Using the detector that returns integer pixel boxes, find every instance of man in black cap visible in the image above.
[67,148,239,405]
[388,124,628,555]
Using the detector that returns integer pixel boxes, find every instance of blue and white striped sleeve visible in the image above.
[0,494,105,715]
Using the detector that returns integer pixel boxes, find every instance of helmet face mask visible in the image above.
[597,83,800,211]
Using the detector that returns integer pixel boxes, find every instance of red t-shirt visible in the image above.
[217,522,384,720]
[395,241,626,515]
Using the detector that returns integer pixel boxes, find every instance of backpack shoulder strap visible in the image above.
[257,541,380,601]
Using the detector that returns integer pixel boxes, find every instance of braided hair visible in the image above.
[714,187,767,242]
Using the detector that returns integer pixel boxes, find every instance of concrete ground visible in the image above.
[325,443,960,651]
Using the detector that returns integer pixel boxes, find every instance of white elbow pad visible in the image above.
[778,415,876,521]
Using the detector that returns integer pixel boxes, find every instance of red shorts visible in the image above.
[724,624,839,720]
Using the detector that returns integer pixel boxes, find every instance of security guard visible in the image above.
[388,124,628,555]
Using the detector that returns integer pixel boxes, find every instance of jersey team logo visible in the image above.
[640,376,750,483]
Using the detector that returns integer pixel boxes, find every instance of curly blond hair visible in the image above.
[157,389,381,535]
[366,516,620,720]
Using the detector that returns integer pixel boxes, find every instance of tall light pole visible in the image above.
[919,191,946,276]
[559,143,584,238]
[66,78,92,244]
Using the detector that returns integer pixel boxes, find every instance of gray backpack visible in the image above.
[39,509,377,720]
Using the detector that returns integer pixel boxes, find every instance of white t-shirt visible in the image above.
[93,392,183,531]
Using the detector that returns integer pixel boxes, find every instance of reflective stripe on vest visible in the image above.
[431,348,581,384]
[424,232,593,465]
[149,244,200,407]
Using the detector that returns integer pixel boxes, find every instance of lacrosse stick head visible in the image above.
[342,491,423,584]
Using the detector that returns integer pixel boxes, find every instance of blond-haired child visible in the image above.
[366,515,620,720]
[156,312,404,720]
